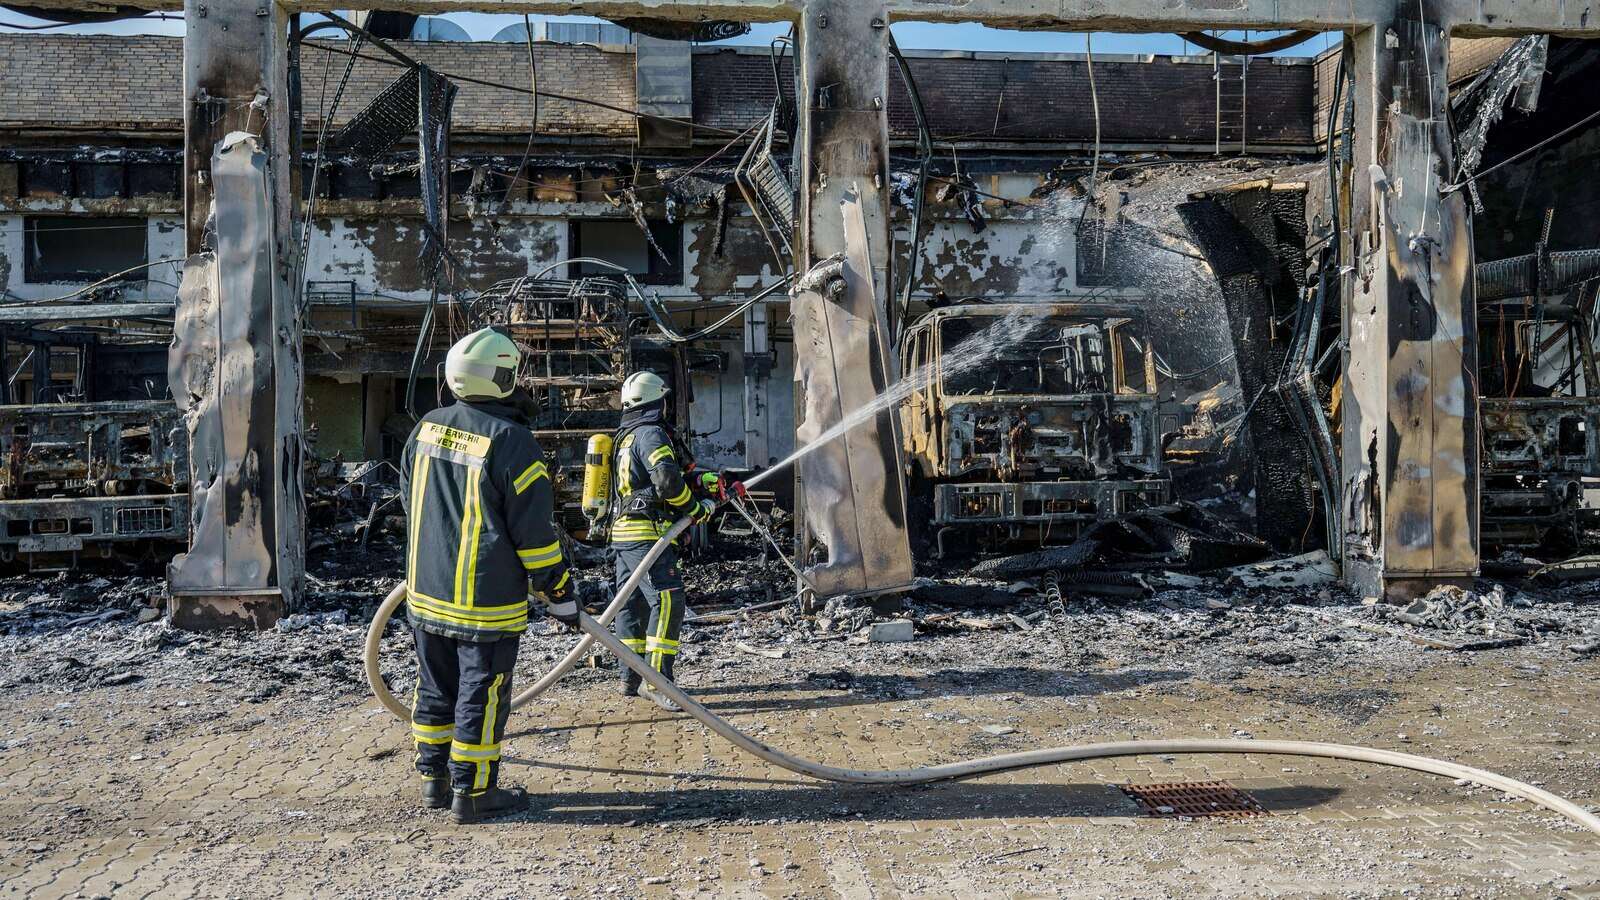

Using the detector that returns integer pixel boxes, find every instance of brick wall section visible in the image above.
[694,50,1317,147]
[299,40,635,136]
[0,34,182,131]
[0,34,635,137]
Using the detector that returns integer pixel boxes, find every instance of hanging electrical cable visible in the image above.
[493,15,540,222]
[889,31,934,323]
[0,258,186,307]
[1076,34,1103,241]
[292,22,366,316]
[1177,30,1319,55]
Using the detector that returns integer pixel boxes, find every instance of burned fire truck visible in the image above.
[897,302,1170,556]
[0,308,188,569]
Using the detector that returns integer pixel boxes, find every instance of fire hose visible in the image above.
[363,517,1600,838]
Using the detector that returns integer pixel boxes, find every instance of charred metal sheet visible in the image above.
[634,34,693,148]
[609,17,750,42]
[1178,184,1317,553]
[1476,249,1600,303]
[417,66,456,282]
[168,133,299,604]
[334,67,424,160]
[0,304,175,323]
[1452,35,1548,198]
[791,189,914,599]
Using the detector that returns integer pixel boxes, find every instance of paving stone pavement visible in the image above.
[2,643,1598,898]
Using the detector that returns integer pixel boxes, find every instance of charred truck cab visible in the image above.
[898,302,1170,556]
[0,324,188,570]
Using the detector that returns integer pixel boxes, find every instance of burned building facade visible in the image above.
[0,33,1318,480]
[2,28,1597,583]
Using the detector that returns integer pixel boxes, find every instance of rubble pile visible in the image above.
[1380,583,1547,639]
[3,513,1599,720]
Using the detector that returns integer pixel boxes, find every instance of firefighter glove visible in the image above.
[536,581,582,629]
[690,497,716,525]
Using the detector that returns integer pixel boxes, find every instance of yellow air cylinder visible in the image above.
[581,433,615,524]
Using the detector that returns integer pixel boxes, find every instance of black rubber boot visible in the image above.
[620,670,642,698]
[421,775,451,810]
[638,682,682,713]
[452,786,532,825]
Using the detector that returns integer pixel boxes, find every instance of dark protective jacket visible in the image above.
[611,414,699,544]
[400,398,571,640]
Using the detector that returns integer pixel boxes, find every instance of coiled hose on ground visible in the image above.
[364,517,1600,838]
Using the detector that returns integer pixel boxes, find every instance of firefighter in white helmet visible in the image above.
[400,327,582,823]
[608,370,729,711]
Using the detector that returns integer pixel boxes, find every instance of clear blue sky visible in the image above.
[0,10,1337,56]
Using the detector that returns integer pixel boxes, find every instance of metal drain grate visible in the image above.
[1120,781,1268,818]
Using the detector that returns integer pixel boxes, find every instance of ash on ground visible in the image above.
[3,521,1597,733]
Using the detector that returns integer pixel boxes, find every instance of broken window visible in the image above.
[23,217,147,284]
[1116,327,1152,395]
[569,219,684,286]
[1075,220,1129,288]
[939,317,1110,396]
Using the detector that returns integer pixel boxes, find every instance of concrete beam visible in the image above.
[18,0,1600,36]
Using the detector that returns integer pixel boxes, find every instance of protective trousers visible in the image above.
[411,626,518,796]
[613,540,686,679]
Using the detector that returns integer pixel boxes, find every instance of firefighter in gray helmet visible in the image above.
[400,327,584,824]
[609,370,725,711]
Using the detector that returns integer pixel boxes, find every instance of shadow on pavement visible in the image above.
[485,774,1345,826]
[513,667,1191,737]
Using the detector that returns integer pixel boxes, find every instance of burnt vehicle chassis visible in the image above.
[467,274,692,539]
[898,302,1170,557]
[0,401,188,568]
[1478,299,1600,551]
[0,324,188,569]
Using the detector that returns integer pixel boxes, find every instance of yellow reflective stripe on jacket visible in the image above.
[453,466,484,607]
[612,518,670,542]
[406,454,431,593]
[407,591,528,626]
[513,460,548,495]
[417,422,491,458]
[517,541,563,570]
[665,484,693,507]
[648,444,675,466]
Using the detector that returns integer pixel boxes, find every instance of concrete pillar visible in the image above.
[169,0,305,628]
[1340,7,1478,601]
[790,0,915,602]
